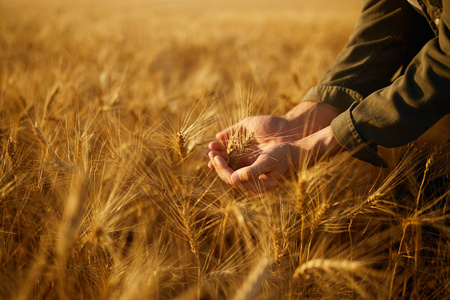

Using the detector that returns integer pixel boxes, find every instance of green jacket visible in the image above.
[303,0,450,167]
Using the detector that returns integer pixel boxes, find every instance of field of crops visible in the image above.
[1,0,449,299]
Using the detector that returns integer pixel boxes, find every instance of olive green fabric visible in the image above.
[303,0,450,167]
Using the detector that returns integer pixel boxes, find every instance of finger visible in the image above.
[206,148,228,163]
[209,151,234,185]
[209,141,226,151]
[234,171,280,194]
[230,154,275,183]
[208,161,215,170]
[208,142,228,160]
[205,149,223,158]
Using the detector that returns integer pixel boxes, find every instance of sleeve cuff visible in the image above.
[302,85,364,112]
[331,102,388,168]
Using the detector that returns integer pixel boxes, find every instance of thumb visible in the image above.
[231,154,273,183]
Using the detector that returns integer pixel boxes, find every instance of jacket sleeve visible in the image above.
[331,0,450,167]
[303,0,418,112]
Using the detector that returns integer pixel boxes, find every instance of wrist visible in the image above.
[291,126,343,165]
[282,101,341,139]
[316,126,343,157]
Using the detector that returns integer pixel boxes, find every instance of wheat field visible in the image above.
[0,0,449,299]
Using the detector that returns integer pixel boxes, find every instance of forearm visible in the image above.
[332,38,450,158]
[331,0,450,167]
[289,126,343,168]
[282,101,341,139]
[302,0,417,113]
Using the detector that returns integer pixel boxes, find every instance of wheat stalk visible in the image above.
[232,256,273,300]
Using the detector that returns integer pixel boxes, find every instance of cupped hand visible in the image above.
[207,101,340,166]
[207,141,298,193]
[206,114,298,170]
[206,101,342,193]
[207,126,342,193]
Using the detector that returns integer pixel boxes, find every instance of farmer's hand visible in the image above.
[206,114,296,171]
[208,126,342,193]
[207,101,340,167]
[205,101,341,192]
